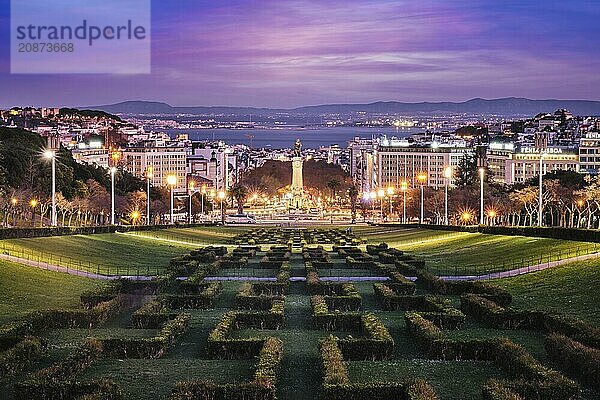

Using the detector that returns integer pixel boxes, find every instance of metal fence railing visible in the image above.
[0,240,168,278]
[422,243,599,278]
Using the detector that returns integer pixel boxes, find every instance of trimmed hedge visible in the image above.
[373,284,464,330]
[0,336,46,380]
[414,269,512,306]
[0,223,215,240]
[14,339,122,400]
[482,380,523,400]
[170,337,283,400]
[235,283,285,310]
[545,333,600,387]
[207,302,285,359]
[99,313,191,359]
[0,296,123,348]
[461,294,600,347]
[131,299,171,329]
[312,298,394,360]
[162,282,222,309]
[382,223,600,243]
[319,336,438,400]
[404,312,580,400]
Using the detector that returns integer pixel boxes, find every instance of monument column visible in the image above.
[290,139,304,210]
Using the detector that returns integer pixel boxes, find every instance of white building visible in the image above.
[122,146,187,190]
[487,145,579,184]
[579,132,600,174]
[376,142,472,188]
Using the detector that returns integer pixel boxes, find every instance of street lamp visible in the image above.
[43,150,57,226]
[130,210,141,225]
[487,209,497,226]
[29,199,38,227]
[146,166,153,225]
[188,180,196,224]
[110,167,117,225]
[479,168,485,225]
[218,190,226,224]
[200,184,207,222]
[208,190,216,223]
[167,174,177,224]
[387,186,395,220]
[443,166,453,225]
[417,172,427,224]
[377,189,385,222]
[400,181,408,223]
[369,191,377,223]
[538,153,545,226]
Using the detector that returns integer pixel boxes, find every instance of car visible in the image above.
[225,213,257,224]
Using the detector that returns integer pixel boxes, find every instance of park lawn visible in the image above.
[360,227,599,275]
[496,258,600,326]
[81,359,255,400]
[123,226,252,245]
[348,359,508,400]
[0,260,101,324]
[0,233,192,275]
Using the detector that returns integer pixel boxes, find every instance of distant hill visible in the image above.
[87,97,600,116]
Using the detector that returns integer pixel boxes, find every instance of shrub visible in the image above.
[162,283,222,309]
[100,313,191,359]
[14,339,122,400]
[320,336,350,385]
[171,337,283,400]
[206,303,284,359]
[545,333,600,387]
[131,299,170,329]
[0,296,123,346]
[482,380,523,400]
[0,336,46,380]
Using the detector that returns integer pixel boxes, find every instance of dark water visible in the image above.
[165,126,424,149]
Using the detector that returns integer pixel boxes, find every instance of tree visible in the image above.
[230,185,248,214]
[326,179,341,200]
[455,153,478,186]
[347,185,359,224]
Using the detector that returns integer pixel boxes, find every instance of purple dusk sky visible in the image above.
[0,0,599,108]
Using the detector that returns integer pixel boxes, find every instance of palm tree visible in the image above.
[230,185,248,214]
[348,185,359,224]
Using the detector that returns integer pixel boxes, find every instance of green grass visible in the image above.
[81,359,255,400]
[123,226,251,245]
[348,359,508,400]
[360,227,599,275]
[496,258,600,326]
[0,260,100,324]
[0,233,193,275]
[3,227,600,399]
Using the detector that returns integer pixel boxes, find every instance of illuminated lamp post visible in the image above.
[443,166,453,225]
[417,172,428,224]
[43,150,57,226]
[400,181,408,223]
[167,174,177,224]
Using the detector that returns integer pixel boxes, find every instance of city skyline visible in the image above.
[0,0,599,108]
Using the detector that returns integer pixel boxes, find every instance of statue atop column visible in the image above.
[294,138,302,157]
[290,139,304,210]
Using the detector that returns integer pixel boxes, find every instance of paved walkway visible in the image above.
[0,253,151,281]
[2,250,598,282]
[437,251,600,281]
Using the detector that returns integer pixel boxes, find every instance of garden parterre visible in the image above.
[0,227,598,400]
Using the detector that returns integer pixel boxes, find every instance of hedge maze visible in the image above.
[1,228,599,399]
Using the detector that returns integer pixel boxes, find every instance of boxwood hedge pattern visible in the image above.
[4,232,599,400]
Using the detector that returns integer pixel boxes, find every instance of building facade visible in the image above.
[487,146,579,184]
[122,146,187,190]
[376,142,472,188]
